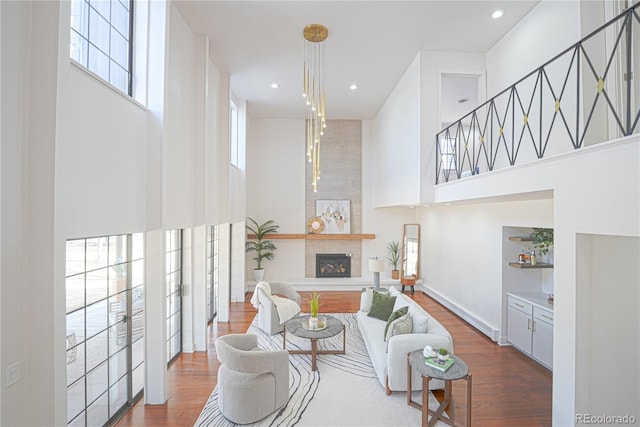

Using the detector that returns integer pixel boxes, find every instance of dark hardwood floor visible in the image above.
[116,291,552,426]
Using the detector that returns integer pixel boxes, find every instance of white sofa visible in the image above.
[356,286,454,394]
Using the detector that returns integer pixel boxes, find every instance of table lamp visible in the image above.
[368,257,386,291]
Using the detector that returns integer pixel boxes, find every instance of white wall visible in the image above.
[429,134,639,426]
[419,51,486,202]
[362,120,417,277]
[245,118,306,280]
[1,1,235,423]
[575,234,639,422]
[420,199,553,339]
[486,0,581,98]
[164,5,196,228]
[245,118,417,283]
[1,2,29,424]
[1,1,61,424]
[373,55,421,207]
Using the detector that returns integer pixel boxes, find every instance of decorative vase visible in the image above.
[423,345,436,358]
[392,270,399,280]
[254,268,265,282]
[308,316,319,329]
[437,351,450,362]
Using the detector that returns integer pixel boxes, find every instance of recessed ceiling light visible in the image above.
[492,9,505,19]
[349,84,358,90]
[270,83,280,89]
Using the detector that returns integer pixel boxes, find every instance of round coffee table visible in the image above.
[283,315,345,371]
[407,351,472,427]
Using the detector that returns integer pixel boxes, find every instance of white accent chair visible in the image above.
[254,281,301,335]
[215,334,290,424]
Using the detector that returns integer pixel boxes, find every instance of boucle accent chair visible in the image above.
[251,281,301,335]
[215,334,290,424]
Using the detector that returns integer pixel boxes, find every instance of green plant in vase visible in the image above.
[245,217,279,282]
[386,240,402,280]
[438,348,450,362]
[531,228,554,256]
[309,292,320,329]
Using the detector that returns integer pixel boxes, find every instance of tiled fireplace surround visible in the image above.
[304,120,363,278]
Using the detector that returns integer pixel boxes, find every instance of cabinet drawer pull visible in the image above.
[514,302,525,308]
[541,314,553,321]
[527,319,532,330]
[532,320,536,332]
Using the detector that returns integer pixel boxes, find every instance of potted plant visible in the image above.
[309,292,320,329]
[386,240,401,280]
[437,348,450,362]
[245,217,279,282]
[531,228,554,256]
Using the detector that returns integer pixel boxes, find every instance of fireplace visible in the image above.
[316,254,351,278]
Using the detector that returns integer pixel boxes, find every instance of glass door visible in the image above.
[166,229,183,364]
[65,233,145,427]
[206,225,219,322]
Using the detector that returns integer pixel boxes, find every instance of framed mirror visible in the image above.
[401,224,420,279]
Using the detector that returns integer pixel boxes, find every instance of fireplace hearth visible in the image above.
[316,254,351,278]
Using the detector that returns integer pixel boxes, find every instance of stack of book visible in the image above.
[424,356,454,372]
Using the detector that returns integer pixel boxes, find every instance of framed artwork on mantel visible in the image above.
[315,199,350,234]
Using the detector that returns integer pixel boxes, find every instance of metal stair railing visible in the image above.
[436,3,640,184]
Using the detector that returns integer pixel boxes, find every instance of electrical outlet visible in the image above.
[5,362,20,387]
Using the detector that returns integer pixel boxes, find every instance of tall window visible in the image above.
[230,100,239,167]
[206,226,219,322]
[70,0,133,95]
[166,229,183,364]
[65,233,145,427]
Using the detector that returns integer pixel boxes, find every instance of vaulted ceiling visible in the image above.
[175,1,540,121]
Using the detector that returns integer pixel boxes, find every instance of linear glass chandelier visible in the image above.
[303,24,328,192]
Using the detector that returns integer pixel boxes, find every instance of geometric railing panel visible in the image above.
[437,3,639,183]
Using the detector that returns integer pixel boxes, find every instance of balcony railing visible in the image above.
[436,3,640,184]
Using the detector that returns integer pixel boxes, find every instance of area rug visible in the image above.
[195,313,448,426]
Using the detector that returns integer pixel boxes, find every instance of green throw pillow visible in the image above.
[367,291,397,321]
[385,313,413,345]
[384,306,409,340]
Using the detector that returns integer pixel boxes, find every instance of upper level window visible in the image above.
[230,99,239,167]
[70,0,133,95]
[440,138,457,171]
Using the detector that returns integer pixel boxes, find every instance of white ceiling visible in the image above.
[174,1,540,120]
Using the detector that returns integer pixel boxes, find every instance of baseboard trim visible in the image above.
[246,278,415,293]
[423,285,500,342]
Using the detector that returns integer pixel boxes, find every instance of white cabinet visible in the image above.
[507,294,553,370]
[532,307,553,368]
[507,298,533,353]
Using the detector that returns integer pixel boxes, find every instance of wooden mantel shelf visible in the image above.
[247,233,375,240]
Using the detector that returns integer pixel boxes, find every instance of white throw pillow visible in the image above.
[408,304,429,333]
[385,313,413,351]
[360,288,374,312]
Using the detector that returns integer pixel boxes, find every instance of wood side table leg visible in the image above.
[423,375,430,427]
[311,338,317,371]
[407,353,412,406]
[466,374,472,427]
[283,328,286,350]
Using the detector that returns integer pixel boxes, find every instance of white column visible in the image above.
[144,229,167,404]
[191,225,208,351]
[181,228,194,353]
[217,223,230,322]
